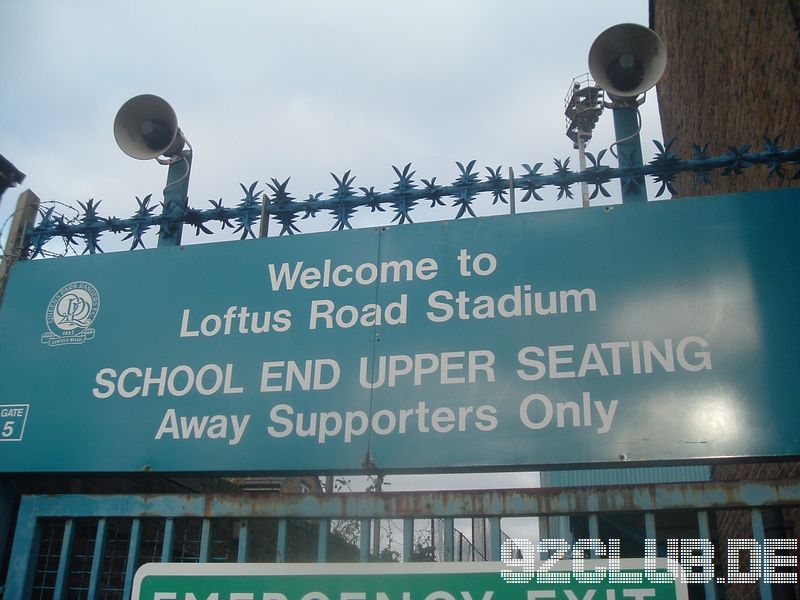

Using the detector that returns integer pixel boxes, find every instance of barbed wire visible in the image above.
[24,137,800,257]
[2,200,80,260]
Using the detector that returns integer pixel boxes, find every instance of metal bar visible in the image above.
[317,519,329,563]
[199,518,211,563]
[372,477,383,559]
[87,517,107,599]
[359,518,371,563]
[508,167,516,214]
[24,494,209,518]
[157,150,192,247]
[587,514,599,558]
[237,519,248,563]
[123,518,141,599]
[4,496,40,599]
[53,518,75,600]
[576,135,591,208]
[19,479,800,520]
[208,479,800,518]
[443,518,454,561]
[564,516,573,546]
[588,513,599,539]
[276,518,287,563]
[644,512,657,540]
[0,482,15,579]
[161,518,174,562]
[403,518,414,562]
[259,194,270,238]
[210,479,800,519]
[489,516,502,561]
[751,509,773,600]
[697,511,718,600]
[644,510,659,563]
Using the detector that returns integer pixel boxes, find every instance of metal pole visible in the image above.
[371,475,383,558]
[0,481,16,585]
[508,167,516,215]
[403,519,414,562]
[576,135,591,208]
[610,105,647,203]
[751,509,773,600]
[157,150,192,247]
[259,193,270,238]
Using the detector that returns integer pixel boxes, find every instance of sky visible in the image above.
[0,0,661,517]
[0,0,662,248]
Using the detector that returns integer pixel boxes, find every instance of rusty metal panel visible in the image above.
[14,479,800,521]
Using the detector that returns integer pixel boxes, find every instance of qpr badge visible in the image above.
[41,281,100,346]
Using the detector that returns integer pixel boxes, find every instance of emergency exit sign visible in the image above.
[133,562,687,600]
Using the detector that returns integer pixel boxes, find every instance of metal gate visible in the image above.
[4,478,800,600]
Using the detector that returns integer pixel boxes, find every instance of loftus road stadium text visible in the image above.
[88,250,714,448]
[92,337,711,446]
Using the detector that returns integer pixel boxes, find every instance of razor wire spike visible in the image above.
[553,158,574,200]
[451,160,481,218]
[421,177,445,208]
[21,145,800,253]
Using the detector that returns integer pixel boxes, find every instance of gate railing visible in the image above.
[5,478,800,599]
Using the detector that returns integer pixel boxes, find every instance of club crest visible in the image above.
[41,281,100,346]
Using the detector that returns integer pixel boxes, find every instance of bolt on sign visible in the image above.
[132,561,688,600]
[1,188,799,473]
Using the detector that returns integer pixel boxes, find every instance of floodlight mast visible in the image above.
[565,74,605,207]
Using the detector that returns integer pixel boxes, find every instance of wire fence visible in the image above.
[19,137,800,257]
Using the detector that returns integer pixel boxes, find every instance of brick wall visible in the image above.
[652,5,800,598]
[652,0,800,197]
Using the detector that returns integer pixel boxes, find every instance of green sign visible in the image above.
[1,188,800,472]
[133,562,688,600]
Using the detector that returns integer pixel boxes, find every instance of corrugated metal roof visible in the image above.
[539,466,711,487]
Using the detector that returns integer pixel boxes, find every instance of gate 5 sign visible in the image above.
[132,562,688,600]
[1,189,799,473]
